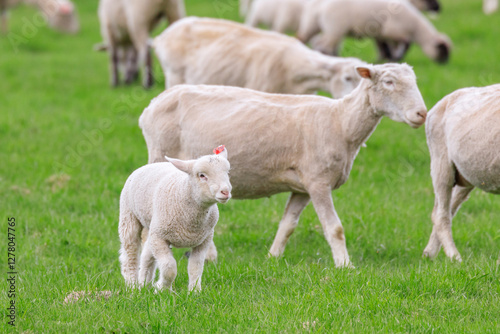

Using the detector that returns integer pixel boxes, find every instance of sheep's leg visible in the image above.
[118,208,143,286]
[188,236,212,292]
[124,47,139,84]
[297,10,320,43]
[165,69,184,90]
[268,193,310,257]
[109,45,120,87]
[450,185,473,217]
[149,233,176,291]
[205,240,218,262]
[310,34,342,56]
[138,238,156,286]
[308,185,351,268]
[423,162,462,261]
[128,24,153,88]
[271,12,289,33]
[388,41,411,62]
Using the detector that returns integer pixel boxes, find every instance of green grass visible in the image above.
[1,0,500,332]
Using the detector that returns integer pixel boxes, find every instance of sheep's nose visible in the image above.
[417,109,427,121]
[221,190,229,197]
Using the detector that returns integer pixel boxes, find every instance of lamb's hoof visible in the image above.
[184,251,191,259]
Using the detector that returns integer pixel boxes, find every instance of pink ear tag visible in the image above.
[213,145,225,155]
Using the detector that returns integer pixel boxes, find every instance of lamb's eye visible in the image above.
[199,173,207,180]
[384,80,394,85]
[345,77,352,82]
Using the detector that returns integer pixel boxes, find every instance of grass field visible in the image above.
[1,0,500,332]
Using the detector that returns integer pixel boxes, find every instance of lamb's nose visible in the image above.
[221,190,229,197]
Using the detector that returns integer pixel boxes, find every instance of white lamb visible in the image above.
[119,147,231,291]
[1,0,79,34]
[298,0,451,63]
[245,0,439,35]
[97,0,185,87]
[423,85,500,262]
[153,17,367,98]
[139,63,427,268]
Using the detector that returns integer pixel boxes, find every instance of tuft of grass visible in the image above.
[1,0,499,332]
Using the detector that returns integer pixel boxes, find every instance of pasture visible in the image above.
[1,0,499,332]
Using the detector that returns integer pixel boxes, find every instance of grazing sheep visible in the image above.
[119,147,231,291]
[1,0,79,34]
[139,63,427,268]
[97,0,185,88]
[298,0,451,63]
[153,17,367,98]
[423,85,500,262]
[245,0,439,35]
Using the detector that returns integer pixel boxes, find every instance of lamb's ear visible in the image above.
[218,147,228,159]
[356,66,374,80]
[165,156,194,174]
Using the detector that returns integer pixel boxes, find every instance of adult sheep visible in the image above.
[298,0,451,63]
[153,17,366,98]
[245,0,439,35]
[97,0,185,88]
[139,63,427,268]
[1,0,79,34]
[423,85,500,262]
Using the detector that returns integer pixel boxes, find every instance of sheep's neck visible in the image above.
[294,52,334,93]
[338,80,382,150]
[181,178,216,211]
[413,15,438,46]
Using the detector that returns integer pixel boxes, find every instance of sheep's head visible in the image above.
[45,0,80,34]
[411,0,440,13]
[165,147,232,205]
[422,33,451,64]
[328,58,366,98]
[357,63,427,128]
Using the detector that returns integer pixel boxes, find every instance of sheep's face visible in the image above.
[192,155,232,204]
[357,64,427,128]
[329,61,364,98]
[166,149,232,205]
[423,34,451,64]
[45,0,80,34]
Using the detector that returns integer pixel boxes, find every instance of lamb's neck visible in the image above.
[181,178,215,211]
[338,81,382,150]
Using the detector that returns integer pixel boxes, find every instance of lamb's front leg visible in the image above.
[188,235,212,292]
[149,233,177,291]
[138,238,156,286]
[308,184,352,268]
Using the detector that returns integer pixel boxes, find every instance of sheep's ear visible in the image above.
[218,147,228,159]
[165,156,194,174]
[356,66,373,79]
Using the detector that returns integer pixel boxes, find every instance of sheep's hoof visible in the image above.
[184,251,191,258]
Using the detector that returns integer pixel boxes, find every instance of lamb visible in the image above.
[153,17,367,98]
[423,85,500,262]
[97,0,185,88]
[119,146,231,291]
[139,63,427,268]
[483,0,498,14]
[1,0,79,34]
[298,0,451,63]
[245,0,439,35]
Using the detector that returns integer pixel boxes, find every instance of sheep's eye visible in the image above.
[199,173,207,181]
[345,77,352,82]
[384,80,394,85]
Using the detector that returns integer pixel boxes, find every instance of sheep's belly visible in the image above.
[165,229,212,249]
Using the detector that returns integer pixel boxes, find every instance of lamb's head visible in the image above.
[45,0,80,34]
[328,58,366,98]
[422,33,451,64]
[356,63,427,128]
[165,147,232,205]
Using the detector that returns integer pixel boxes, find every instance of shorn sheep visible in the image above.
[423,85,500,263]
[119,146,231,291]
[139,63,427,268]
[298,0,451,63]
[153,17,367,98]
[245,0,439,35]
[97,0,185,88]
[1,0,79,34]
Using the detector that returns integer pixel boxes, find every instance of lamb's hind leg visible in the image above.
[119,208,143,286]
[268,193,310,257]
